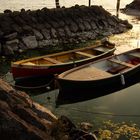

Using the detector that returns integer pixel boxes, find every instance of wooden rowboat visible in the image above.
[56,48,140,105]
[11,43,115,82]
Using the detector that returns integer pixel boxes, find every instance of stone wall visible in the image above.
[0,5,132,56]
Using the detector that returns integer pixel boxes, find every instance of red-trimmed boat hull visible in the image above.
[11,44,115,82]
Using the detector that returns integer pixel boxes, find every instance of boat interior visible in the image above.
[93,50,140,75]
[61,49,140,80]
[21,45,113,65]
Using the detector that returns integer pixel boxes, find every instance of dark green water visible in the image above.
[31,83,140,127]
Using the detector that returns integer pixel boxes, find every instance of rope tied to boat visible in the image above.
[120,73,125,86]
[70,56,77,67]
[1,73,55,90]
[113,54,126,86]
[12,78,55,90]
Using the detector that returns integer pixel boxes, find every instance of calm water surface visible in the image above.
[1,0,140,127]
[32,83,140,126]
[31,10,140,126]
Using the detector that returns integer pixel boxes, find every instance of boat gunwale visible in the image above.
[12,46,116,68]
[57,63,139,82]
[57,48,140,82]
[12,43,102,64]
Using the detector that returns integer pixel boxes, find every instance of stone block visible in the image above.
[22,36,38,49]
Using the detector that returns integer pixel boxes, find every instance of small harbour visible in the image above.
[0,1,140,139]
[31,11,140,126]
[2,8,140,128]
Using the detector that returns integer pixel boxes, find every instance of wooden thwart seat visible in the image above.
[75,51,94,58]
[43,57,62,64]
[109,59,134,68]
[23,62,35,65]
[107,65,127,74]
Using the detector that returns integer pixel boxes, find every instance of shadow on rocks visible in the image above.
[51,115,97,140]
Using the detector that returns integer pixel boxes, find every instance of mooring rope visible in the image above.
[112,53,126,85]
[12,79,55,89]
[58,107,140,118]
[1,73,55,90]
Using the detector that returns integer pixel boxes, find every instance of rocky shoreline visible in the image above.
[0,78,98,140]
[122,0,140,16]
[0,5,132,56]
[0,4,137,140]
[124,0,140,11]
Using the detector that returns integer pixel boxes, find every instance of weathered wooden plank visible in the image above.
[75,51,94,58]
[109,59,134,68]
[43,57,62,64]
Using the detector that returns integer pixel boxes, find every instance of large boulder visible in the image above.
[0,79,98,140]
[22,36,38,49]
[0,78,57,140]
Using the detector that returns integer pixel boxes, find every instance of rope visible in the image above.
[58,107,140,118]
[112,54,126,85]
[11,78,55,89]
[1,73,55,90]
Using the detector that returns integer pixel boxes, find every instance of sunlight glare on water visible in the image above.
[0,0,133,12]
[1,0,138,53]
[111,16,140,54]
